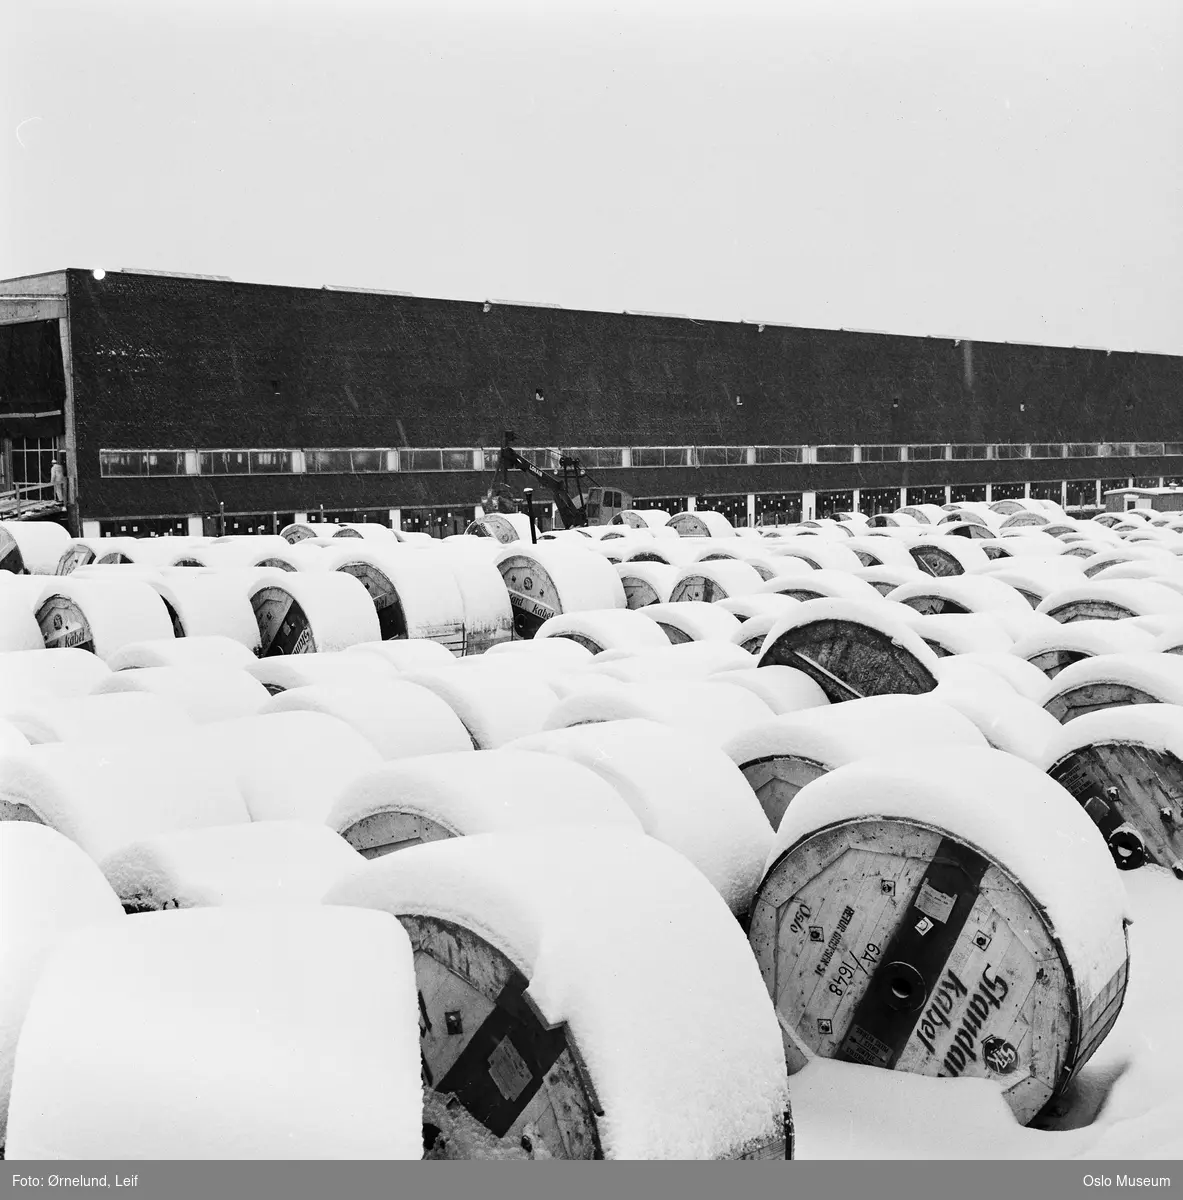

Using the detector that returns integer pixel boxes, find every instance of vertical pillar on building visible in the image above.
[389,509,402,531]
[294,512,309,524]
[186,515,203,537]
[1061,480,1069,509]
[1023,481,1031,499]
[1096,480,1102,507]
[802,491,817,522]
[984,483,993,504]
[943,485,952,505]
[686,496,697,512]
[1159,476,1166,488]
[81,519,101,538]
[746,493,756,528]
[621,448,632,468]
[850,488,860,515]
[899,486,907,509]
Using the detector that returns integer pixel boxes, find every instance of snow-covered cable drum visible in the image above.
[747,748,1130,1126]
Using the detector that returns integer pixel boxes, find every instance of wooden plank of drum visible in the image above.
[404,914,603,1160]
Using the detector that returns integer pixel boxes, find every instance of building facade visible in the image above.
[2,268,1182,537]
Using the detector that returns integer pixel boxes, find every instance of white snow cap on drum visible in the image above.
[636,600,743,642]
[533,608,673,653]
[1039,653,1183,713]
[5,691,196,747]
[0,591,43,652]
[261,680,475,761]
[144,572,263,651]
[327,748,643,842]
[769,749,1129,989]
[4,906,423,1159]
[510,720,773,914]
[346,638,459,671]
[0,521,72,574]
[0,823,124,1151]
[0,741,250,864]
[710,666,830,715]
[102,822,367,910]
[723,694,987,775]
[197,711,385,824]
[544,679,774,745]
[105,635,258,672]
[247,650,398,693]
[0,648,112,715]
[400,666,560,748]
[1037,703,1183,772]
[326,830,789,1160]
[92,666,270,725]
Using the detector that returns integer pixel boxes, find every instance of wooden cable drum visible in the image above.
[1039,653,1183,724]
[327,749,641,861]
[851,565,924,597]
[723,695,985,830]
[323,545,467,653]
[898,613,1015,658]
[33,578,174,659]
[907,538,993,577]
[635,600,742,645]
[1010,620,1154,679]
[615,561,677,608]
[669,559,765,603]
[667,511,737,538]
[1041,704,1183,875]
[0,521,73,575]
[1036,580,1183,624]
[696,550,777,582]
[734,613,785,655]
[407,913,609,1158]
[327,831,791,1160]
[938,521,998,541]
[532,609,672,655]
[280,521,343,543]
[715,594,800,625]
[757,599,941,704]
[493,544,625,640]
[248,570,381,656]
[748,748,1130,1126]
[138,573,262,651]
[1001,512,1051,529]
[612,509,670,529]
[464,514,527,543]
[764,541,864,573]
[938,510,990,528]
[55,540,105,575]
[762,569,885,606]
[841,537,917,570]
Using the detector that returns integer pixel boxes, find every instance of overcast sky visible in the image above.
[3,0,1179,354]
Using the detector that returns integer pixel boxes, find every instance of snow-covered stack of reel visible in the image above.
[4,494,1183,1153]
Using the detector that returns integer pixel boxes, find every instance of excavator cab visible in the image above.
[582,487,632,524]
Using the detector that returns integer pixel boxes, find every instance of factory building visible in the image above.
[2,268,1181,537]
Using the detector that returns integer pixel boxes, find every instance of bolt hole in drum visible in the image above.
[748,750,1130,1126]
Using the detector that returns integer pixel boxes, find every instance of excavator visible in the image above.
[480,431,632,529]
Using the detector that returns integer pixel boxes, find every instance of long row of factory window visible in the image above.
[92,477,1178,542]
[97,441,1183,478]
